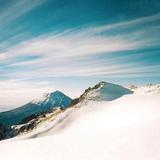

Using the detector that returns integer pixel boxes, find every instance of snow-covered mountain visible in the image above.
[0,91,72,127]
[71,81,133,106]
[0,81,160,160]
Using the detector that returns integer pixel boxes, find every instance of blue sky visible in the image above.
[0,0,160,106]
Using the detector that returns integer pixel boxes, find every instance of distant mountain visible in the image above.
[0,91,72,127]
[71,81,133,106]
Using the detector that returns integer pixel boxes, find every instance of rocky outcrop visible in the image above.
[70,81,105,106]
[11,107,62,137]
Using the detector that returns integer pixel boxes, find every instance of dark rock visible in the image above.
[21,114,39,124]
[0,123,6,140]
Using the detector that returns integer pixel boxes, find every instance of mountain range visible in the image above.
[0,81,160,140]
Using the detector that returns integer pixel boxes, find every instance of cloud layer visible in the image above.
[1,13,160,79]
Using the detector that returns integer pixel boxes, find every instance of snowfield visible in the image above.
[0,88,160,160]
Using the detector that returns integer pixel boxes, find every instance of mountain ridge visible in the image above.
[70,81,133,106]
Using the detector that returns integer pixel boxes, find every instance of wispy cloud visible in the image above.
[2,12,160,58]
[0,13,160,106]
[1,13,160,77]
[91,12,160,33]
[0,53,5,60]
[0,0,46,28]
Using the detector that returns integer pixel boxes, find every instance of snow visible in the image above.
[133,84,160,95]
[0,88,160,160]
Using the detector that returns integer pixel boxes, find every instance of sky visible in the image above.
[0,0,160,107]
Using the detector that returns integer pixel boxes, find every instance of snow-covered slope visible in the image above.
[0,91,160,160]
[133,84,160,95]
[0,91,72,126]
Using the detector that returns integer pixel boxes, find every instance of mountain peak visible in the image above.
[90,81,133,101]
[31,90,72,110]
[49,90,67,97]
[32,90,68,104]
[71,81,133,106]
[0,90,72,126]
[91,81,106,90]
